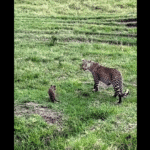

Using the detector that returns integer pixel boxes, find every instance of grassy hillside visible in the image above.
[14,0,137,149]
[15,0,136,17]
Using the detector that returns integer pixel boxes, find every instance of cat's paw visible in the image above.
[92,89,98,92]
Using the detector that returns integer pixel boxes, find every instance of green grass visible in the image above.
[15,0,137,149]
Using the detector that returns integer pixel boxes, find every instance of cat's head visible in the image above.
[50,85,56,91]
[81,59,92,71]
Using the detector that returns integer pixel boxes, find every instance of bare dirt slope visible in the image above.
[14,102,63,127]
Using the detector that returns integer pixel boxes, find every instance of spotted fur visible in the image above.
[81,60,129,103]
[48,85,57,102]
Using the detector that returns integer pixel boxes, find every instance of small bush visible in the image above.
[49,36,57,46]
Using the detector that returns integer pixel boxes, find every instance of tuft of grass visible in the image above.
[48,35,57,46]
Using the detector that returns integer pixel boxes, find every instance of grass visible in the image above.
[15,0,137,149]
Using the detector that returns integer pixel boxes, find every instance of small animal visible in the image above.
[48,85,57,102]
[81,60,129,103]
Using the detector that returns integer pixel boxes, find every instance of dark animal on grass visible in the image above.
[81,60,129,103]
[48,85,57,102]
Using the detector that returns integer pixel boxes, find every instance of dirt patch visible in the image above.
[118,18,137,28]
[126,22,137,27]
[14,102,63,128]
[120,18,137,22]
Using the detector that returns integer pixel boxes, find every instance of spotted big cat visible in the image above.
[48,85,57,102]
[81,60,129,103]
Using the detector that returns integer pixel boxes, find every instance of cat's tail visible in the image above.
[122,89,129,98]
